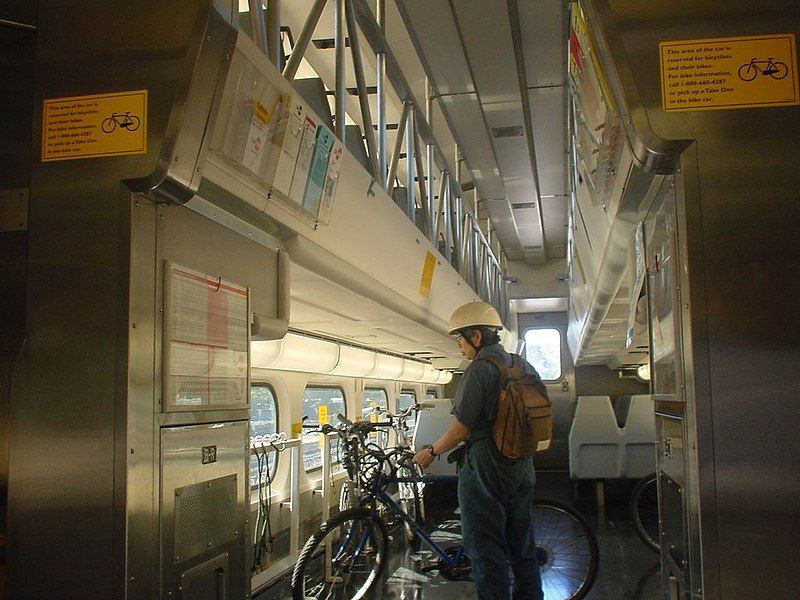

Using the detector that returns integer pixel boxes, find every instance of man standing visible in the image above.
[414,301,544,600]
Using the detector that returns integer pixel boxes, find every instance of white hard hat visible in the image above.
[448,301,503,334]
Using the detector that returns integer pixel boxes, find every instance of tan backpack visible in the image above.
[477,354,553,459]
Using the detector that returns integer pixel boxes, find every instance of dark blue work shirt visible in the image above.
[452,343,541,495]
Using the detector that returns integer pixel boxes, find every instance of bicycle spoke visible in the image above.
[533,500,598,600]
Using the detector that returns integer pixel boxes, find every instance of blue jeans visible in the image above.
[458,452,543,600]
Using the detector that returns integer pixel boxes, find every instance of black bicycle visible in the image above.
[292,416,599,600]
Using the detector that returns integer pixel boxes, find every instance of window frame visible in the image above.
[249,382,279,489]
[522,327,564,382]
[301,384,347,473]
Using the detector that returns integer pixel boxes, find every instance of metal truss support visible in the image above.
[334,0,347,141]
[282,0,327,80]
[248,0,269,56]
[387,100,410,193]
[266,0,282,69]
[344,0,379,179]
[376,0,388,188]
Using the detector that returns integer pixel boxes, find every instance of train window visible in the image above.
[362,387,389,421]
[524,328,562,381]
[396,388,417,429]
[250,384,278,488]
[302,386,346,472]
[362,388,390,447]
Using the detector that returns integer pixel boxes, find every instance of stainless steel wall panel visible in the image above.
[591,0,800,596]
[158,204,279,337]
[127,196,160,599]
[0,23,34,534]
[8,3,242,598]
[8,183,132,599]
[160,422,248,599]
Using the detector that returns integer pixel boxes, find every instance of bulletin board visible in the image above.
[163,261,250,411]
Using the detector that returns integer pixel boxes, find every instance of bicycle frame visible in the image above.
[352,469,462,570]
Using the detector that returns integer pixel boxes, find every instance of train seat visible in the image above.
[619,395,656,478]
[569,396,621,478]
[569,395,656,480]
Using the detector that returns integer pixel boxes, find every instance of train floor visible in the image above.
[255,471,661,600]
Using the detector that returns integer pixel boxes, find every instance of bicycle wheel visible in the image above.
[769,61,788,80]
[123,114,141,131]
[630,473,660,553]
[292,507,388,600]
[738,63,757,81]
[101,117,116,133]
[397,463,425,543]
[533,499,599,600]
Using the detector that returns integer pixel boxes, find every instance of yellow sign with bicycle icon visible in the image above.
[42,90,147,161]
[660,34,799,112]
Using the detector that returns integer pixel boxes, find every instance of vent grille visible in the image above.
[491,125,524,138]
[175,475,238,563]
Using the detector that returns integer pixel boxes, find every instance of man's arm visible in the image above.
[412,419,469,469]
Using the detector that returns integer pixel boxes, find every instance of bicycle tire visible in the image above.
[630,473,660,553]
[533,499,599,600]
[101,117,116,133]
[769,61,788,80]
[292,507,388,600]
[738,63,757,81]
[124,114,141,131]
[397,463,425,543]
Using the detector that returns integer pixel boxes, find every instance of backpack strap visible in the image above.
[506,354,525,378]
[474,354,509,378]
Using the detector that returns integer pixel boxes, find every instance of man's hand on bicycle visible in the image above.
[412,443,437,469]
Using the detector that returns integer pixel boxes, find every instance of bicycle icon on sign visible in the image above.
[101,112,141,133]
[738,57,788,81]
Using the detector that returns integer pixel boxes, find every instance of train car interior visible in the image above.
[1,1,798,599]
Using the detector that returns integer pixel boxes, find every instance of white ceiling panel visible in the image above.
[529,87,568,197]
[397,1,474,96]
[512,206,544,248]
[438,94,506,199]
[519,0,569,87]
[453,0,519,103]
[541,195,569,252]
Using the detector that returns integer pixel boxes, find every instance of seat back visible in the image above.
[619,395,656,478]
[413,399,459,477]
[569,396,621,478]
